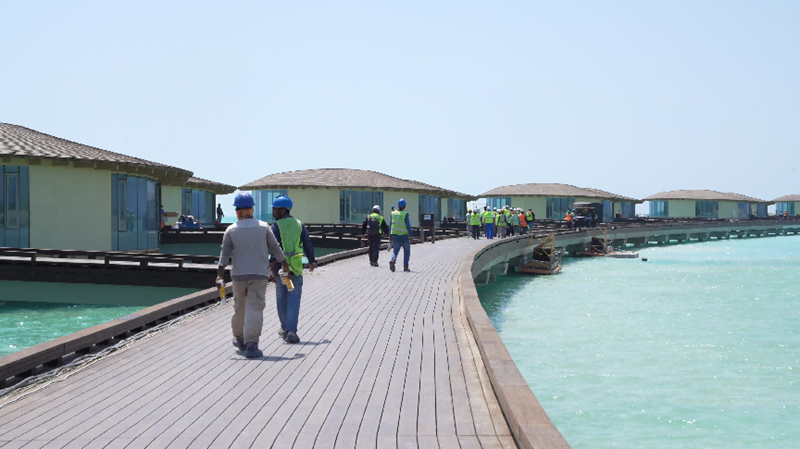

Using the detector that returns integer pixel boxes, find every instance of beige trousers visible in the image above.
[231,278,267,344]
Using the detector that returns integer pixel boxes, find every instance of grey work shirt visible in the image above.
[219,218,286,281]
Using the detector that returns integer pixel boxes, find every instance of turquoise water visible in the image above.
[0,301,145,358]
[477,237,800,448]
[0,282,201,358]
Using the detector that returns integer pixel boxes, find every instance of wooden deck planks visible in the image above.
[0,238,519,448]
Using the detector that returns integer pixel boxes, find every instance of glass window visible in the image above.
[253,189,288,222]
[418,195,441,224]
[339,190,383,223]
[602,201,613,222]
[147,180,157,231]
[486,197,510,211]
[5,173,20,229]
[649,201,669,218]
[776,202,795,216]
[112,174,160,250]
[620,202,635,218]
[546,197,574,219]
[446,198,467,221]
[695,201,719,218]
[117,178,128,231]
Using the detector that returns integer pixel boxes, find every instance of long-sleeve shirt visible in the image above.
[388,211,413,236]
[219,218,285,281]
[269,216,316,276]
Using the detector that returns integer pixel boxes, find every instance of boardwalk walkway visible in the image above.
[0,237,517,449]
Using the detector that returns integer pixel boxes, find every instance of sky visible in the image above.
[1,1,798,217]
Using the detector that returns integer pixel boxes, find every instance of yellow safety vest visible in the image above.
[391,210,409,235]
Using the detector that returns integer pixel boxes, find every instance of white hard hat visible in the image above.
[372,205,381,212]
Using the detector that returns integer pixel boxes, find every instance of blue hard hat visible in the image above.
[272,195,293,209]
[398,198,407,207]
[233,192,255,209]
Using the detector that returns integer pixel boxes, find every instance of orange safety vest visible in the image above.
[519,214,527,227]
[565,213,572,221]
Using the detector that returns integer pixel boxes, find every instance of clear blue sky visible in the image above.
[2,1,798,216]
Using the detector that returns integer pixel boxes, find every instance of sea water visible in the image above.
[477,236,800,448]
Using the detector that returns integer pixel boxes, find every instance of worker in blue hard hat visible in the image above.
[389,198,414,272]
[269,194,316,344]
[218,192,289,359]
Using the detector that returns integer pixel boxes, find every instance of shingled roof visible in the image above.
[479,183,641,203]
[644,190,772,204]
[185,177,237,195]
[773,194,800,202]
[0,123,192,184]
[240,168,476,200]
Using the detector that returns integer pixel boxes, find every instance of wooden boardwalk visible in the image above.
[0,237,517,449]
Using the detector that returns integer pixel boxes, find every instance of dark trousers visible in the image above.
[368,234,382,264]
[471,225,480,239]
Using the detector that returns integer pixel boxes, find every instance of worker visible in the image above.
[483,207,495,239]
[465,210,472,237]
[526,209,535,230]
[509,207,519,237]
[470,207,482,240]
[518,209,527,234]
[389,198,414,272]
[565,210,573,229]
[270,195,316,344]
[217,192,289,358]
[362,205,389,267]
[496,208,508,238]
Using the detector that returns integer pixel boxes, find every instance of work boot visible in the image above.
[285,331,300,344]
[244,342,263,358]
[389,260,396,272]
[232,338,246,351]
[277,328,287,339]
[404,266,411,272]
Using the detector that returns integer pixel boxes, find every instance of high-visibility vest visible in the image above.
[276,217,304,276]
[496,213,507,226]
[519,214,527,227]
[526,212,533,222]
[565,213,572,221]
[470,213,482,225]
[510,213,520,225]
[368,213,384,235]
[391,210,409,235]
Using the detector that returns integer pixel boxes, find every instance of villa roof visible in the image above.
[240,168,477,200]
[0,123,193,184]
[479,183,641,203]
[644,190,772,204]
[186,177,237,195]
[773,194,800,202]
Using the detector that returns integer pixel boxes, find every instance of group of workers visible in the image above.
[360,198,414,272]
[563,208,598,229]
[467,206,535,240]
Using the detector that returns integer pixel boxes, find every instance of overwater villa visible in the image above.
[0,123,230,250]
[239,168,476,227]
[644,189,771,219]
[161,177,235,227]
[773,194,800,217]
[478,183,640,222]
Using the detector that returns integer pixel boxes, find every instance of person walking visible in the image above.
[270,195,316,344]
[217,192,289,358]
[389,199,414,272]
[470,208,482,240]
[526,209,535,230]
[217,203,224,223]
[465,210,473,237]
[362,205,389,267]
[496,209,508,238]
[483,208,495,239]
[518,209,527,235]
[509,208,519,236]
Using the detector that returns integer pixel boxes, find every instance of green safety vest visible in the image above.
[496,213,507,226]
[368,213,384,235]
[276,217,304,276]
[470,212,482,225]
[391,210,409,235]
[526,212,534,222]
[510,213,520,225]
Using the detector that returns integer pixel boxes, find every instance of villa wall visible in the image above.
[29,163,112,251]
[667,200,696,218]
[286,187,340,224]
[161,185,183,225]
